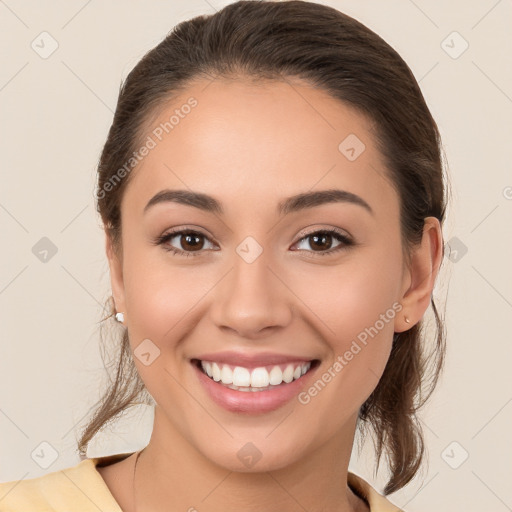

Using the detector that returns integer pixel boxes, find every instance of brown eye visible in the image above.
[293,229,353,256]
[308,232,335,251]
[155,230,216,257]
[178,232,205,251]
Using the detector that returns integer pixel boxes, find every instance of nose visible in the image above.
[209,251,293,339]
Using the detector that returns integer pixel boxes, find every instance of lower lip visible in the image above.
[192,361,317,414]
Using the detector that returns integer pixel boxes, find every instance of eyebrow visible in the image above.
[143,188,374,216]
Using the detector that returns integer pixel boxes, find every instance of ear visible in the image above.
[105,230,126,317]
[395,217,444,333]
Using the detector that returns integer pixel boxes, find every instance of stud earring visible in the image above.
[404,316,411,324]
[115,312,125,323]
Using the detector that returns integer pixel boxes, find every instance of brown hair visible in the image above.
[80,0,449,495]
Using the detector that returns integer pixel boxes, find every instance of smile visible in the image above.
[198,360,313,391]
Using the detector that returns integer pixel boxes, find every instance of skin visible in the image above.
[99,76,443,512]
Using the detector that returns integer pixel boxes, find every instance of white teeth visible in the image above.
[201,361,213,378]
[211,362,221,382]
[199,360,312,389]
[232,366,251,387]
[250,367,270,388]
[220,365,233,384]
[269,366,283,386]
[282,364,294,383]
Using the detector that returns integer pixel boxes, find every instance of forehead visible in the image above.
[121,77,398,220]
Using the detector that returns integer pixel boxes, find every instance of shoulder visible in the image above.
[0,461,403,512]
[0,455,126,511]
[348,472,405,512]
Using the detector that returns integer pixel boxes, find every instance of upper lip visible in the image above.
[192,351,316,368]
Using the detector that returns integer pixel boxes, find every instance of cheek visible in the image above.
[124,261,214,341]
[294,247,402,343]
[121,225,212,330]
[293,247,402,410]
[120,249,213,403]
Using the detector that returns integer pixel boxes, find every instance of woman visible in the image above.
[0,1,447,510]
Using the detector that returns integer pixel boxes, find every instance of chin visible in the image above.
[195,434,309,474]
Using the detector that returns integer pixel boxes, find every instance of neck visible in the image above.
[132,406,365,512]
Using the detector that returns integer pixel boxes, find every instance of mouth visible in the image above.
[191,358,320,392]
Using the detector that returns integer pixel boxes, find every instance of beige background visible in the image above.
[1,1,511,510]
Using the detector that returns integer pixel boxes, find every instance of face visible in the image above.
[108,77,416,472]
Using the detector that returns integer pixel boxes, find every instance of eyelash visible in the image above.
[153,227,354,258]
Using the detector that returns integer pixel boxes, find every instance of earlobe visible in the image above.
[105,231,126,316]
[395,217,443,333]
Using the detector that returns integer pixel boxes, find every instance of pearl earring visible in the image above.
[404,316,411,324]
[115,312,125,323]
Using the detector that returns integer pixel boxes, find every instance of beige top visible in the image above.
[0,452,403,511]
